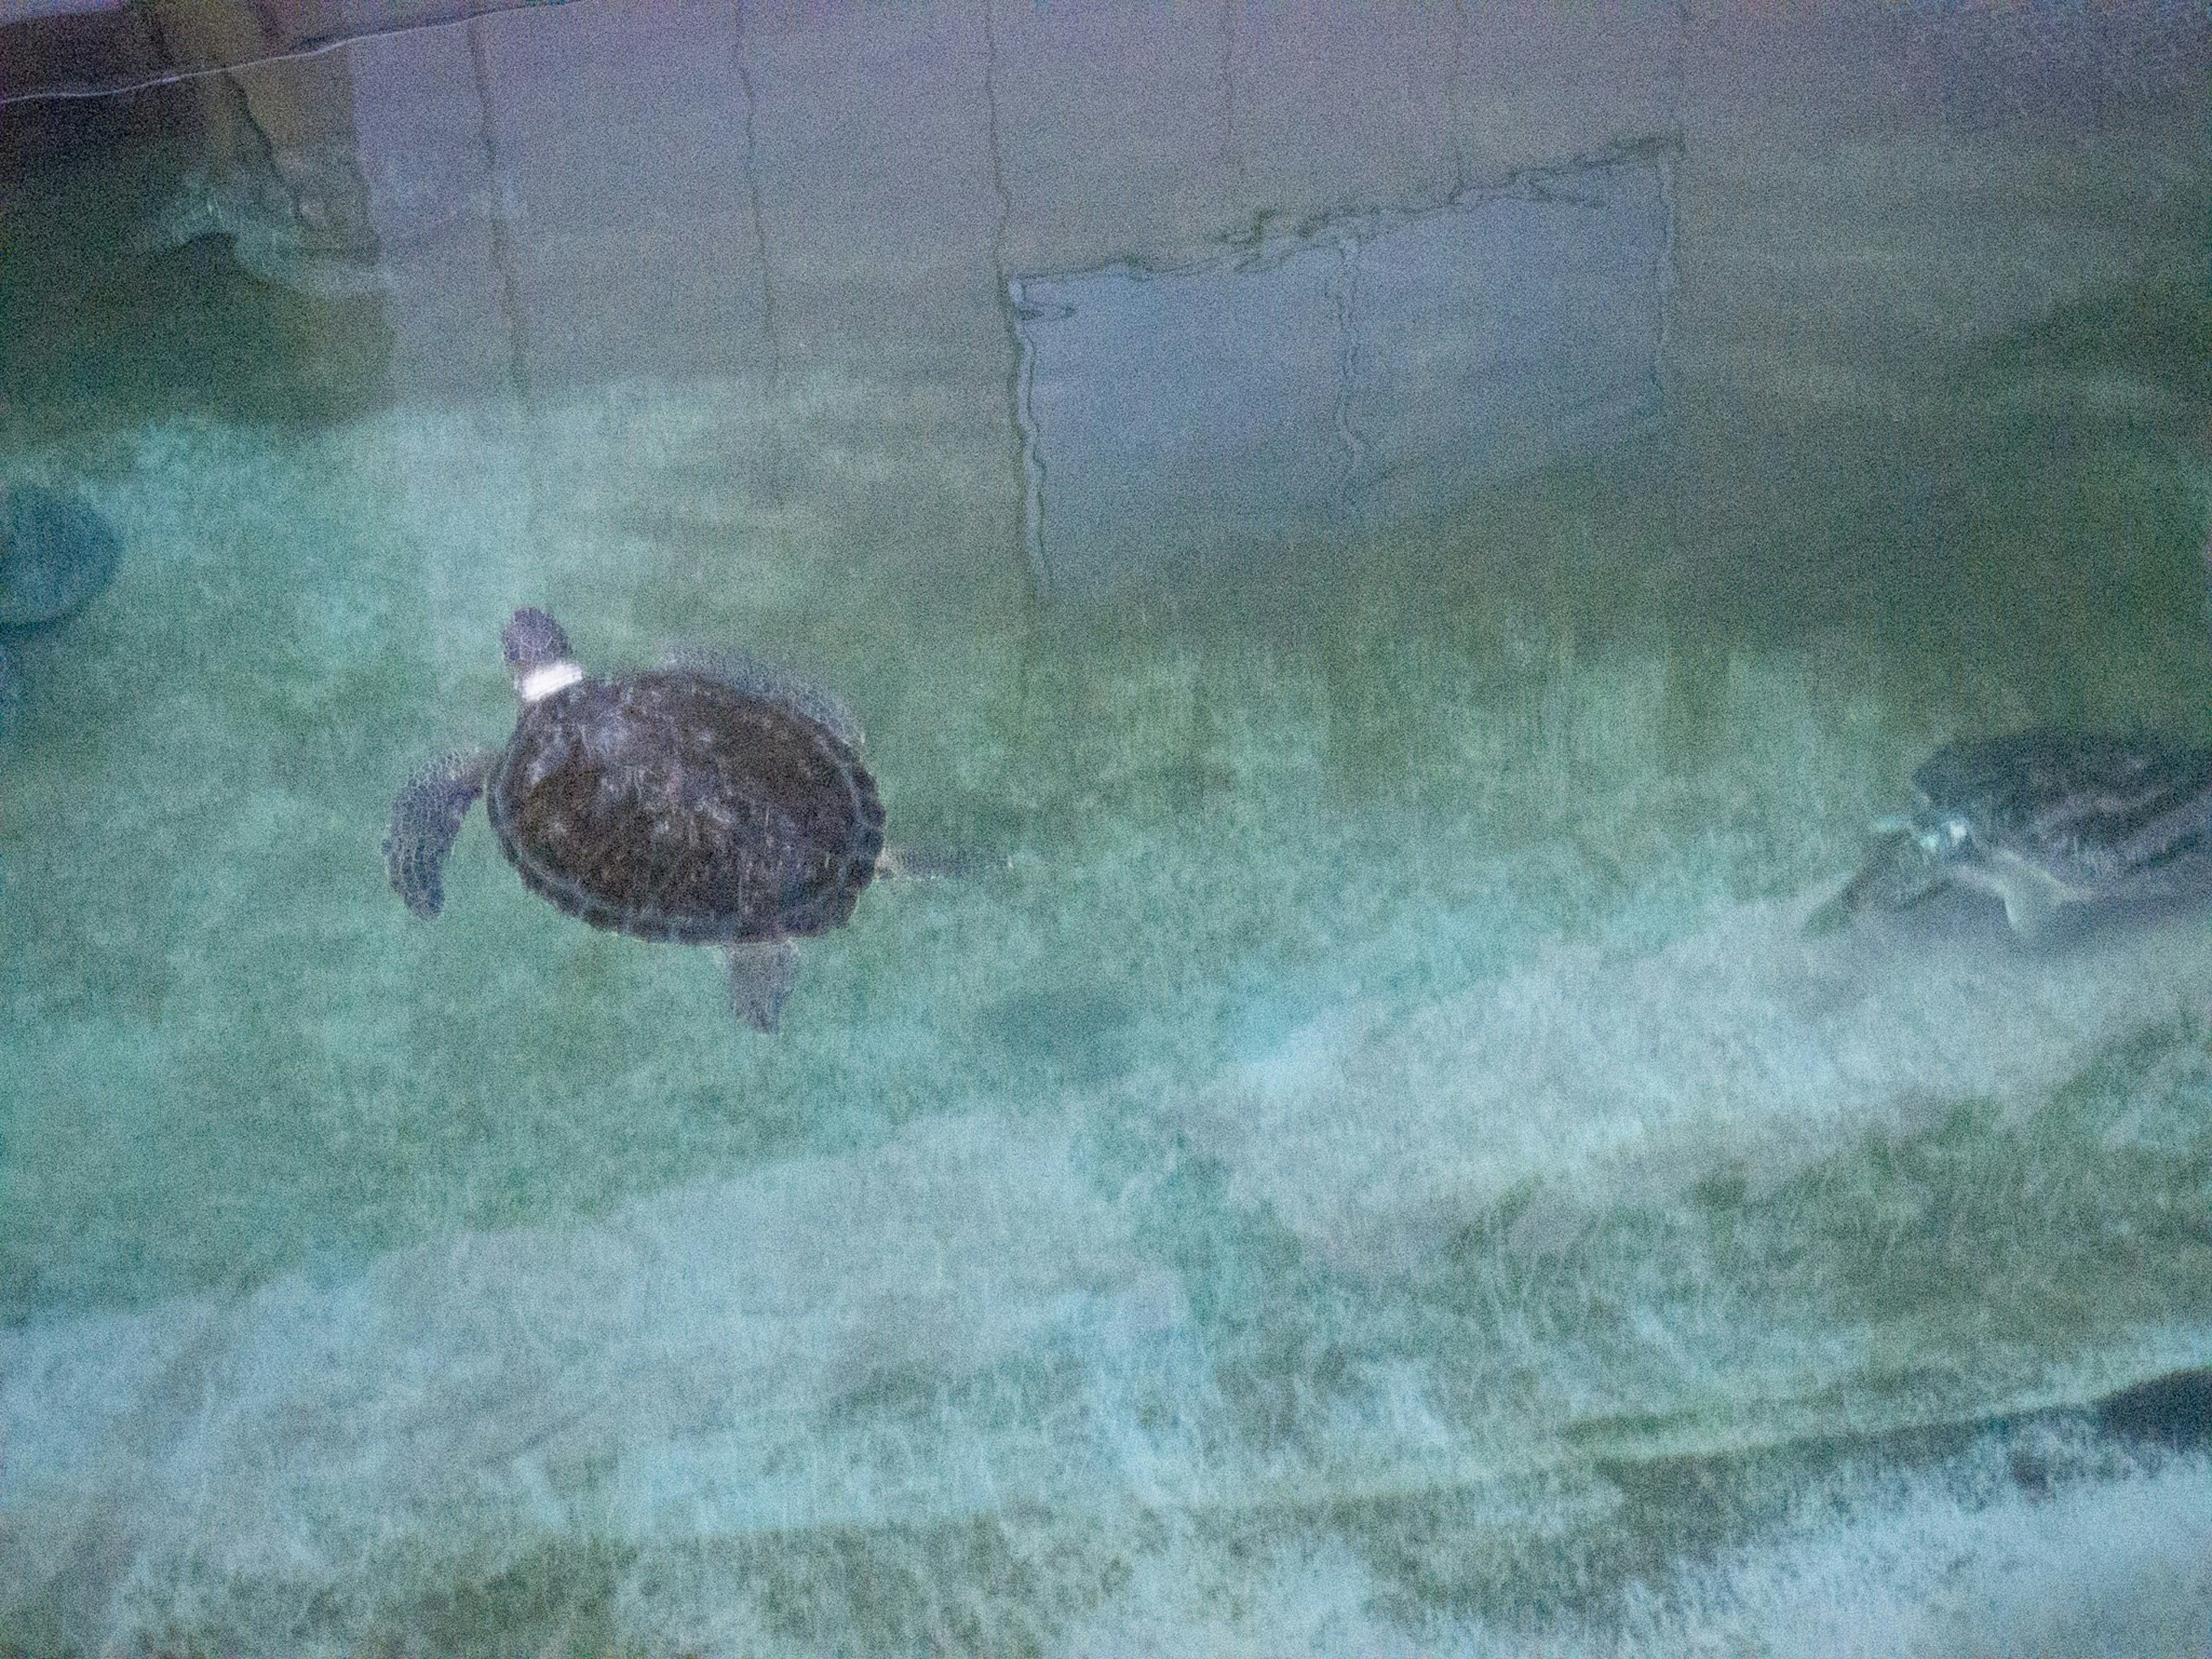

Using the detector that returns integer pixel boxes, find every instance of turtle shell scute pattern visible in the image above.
[1911,729,2212,888]
[487,671,884,945]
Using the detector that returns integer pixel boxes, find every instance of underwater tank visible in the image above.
[2,2,2209,1653]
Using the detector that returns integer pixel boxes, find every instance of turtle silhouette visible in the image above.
[1811,727,2212,939]
[384,607,961,1029]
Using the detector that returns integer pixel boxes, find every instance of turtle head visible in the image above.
[1914,814,1974,860]
[502,607,582,702]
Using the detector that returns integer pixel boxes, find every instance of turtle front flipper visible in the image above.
[385,751,495,918]
[1969,848,2075,941]
[727,938,800,1031]
[1805,821,1944,936]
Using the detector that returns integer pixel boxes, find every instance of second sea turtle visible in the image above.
[1812,726,2212,938]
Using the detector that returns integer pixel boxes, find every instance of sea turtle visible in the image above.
[384,607,917,1029]
[0,484,122,738]
[1811,726,2212,938]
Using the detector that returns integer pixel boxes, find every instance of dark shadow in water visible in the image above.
[2097,1365,2212,1452]
[977,985,1137,1088]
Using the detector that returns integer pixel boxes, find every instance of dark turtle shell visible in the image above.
[1809,725,2212,937]
[486,669,885,946]
[1910,728,2212,887]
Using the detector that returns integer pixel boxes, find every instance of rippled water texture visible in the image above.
[2,3,2209,1654]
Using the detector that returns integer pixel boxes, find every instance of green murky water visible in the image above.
[2,6,2209,1654]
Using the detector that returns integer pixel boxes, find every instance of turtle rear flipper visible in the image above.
[727,938,800,1031]
[385,751,494,918]
[876,845,1006,882]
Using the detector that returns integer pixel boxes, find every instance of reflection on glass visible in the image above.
[1013,145,1670,596]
